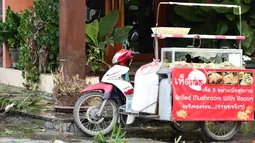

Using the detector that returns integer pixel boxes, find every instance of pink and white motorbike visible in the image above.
[73,33,200,137]
[73,34,140,136]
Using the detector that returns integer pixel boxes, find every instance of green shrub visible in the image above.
[16,0,59,90]
[0,6,21,52]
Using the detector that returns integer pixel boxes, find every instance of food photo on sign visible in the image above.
[223,72,238,85]
[171,68,254,121]
[239,72,253,85]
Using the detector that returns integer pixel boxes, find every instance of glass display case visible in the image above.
[161,48,243,69]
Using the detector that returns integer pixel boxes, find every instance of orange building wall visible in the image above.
[3,0,33,18]
[2,0,33,68]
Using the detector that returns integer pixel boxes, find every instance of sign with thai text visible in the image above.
[172,68,254,121]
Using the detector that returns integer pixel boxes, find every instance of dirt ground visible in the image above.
[0,84,255,143]
[0,116,254,143]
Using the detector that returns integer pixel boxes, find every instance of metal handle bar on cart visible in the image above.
[187,35,201,48]
[154,2,243,54]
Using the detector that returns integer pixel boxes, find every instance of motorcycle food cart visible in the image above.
[73,2,254,142]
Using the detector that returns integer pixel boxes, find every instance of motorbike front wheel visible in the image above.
[200,121,241,141]
[73,91,118,136]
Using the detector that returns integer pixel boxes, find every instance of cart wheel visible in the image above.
[171,121,200,132]
[200,121,241,141]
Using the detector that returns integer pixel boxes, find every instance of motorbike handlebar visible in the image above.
[131,51,140,56]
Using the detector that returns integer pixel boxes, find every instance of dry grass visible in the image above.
[52,73,89,106]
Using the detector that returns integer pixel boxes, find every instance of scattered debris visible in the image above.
[53,140,65,143]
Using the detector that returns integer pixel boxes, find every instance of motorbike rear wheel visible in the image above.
[199,121,241,141]
[73,91,118,136]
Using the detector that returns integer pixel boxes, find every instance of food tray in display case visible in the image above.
[161,48,243,69]
[151,27,191,35]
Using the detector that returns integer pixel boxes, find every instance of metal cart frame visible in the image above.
[152,2,245,60]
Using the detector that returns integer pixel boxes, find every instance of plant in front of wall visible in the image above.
[16,0,59,90]
[169,0,255,55]
[0,6,21,66]
[31,0,59,73]
[16,9,41,90]
[5,7,21,51]
[16,8,41,90]
[86,10,133,73]
[0,6,21,50]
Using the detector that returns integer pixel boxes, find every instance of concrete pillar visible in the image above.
[59,0,86,79]
[2,0,33,68]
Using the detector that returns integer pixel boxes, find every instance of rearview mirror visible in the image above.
[130,32,138,42]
